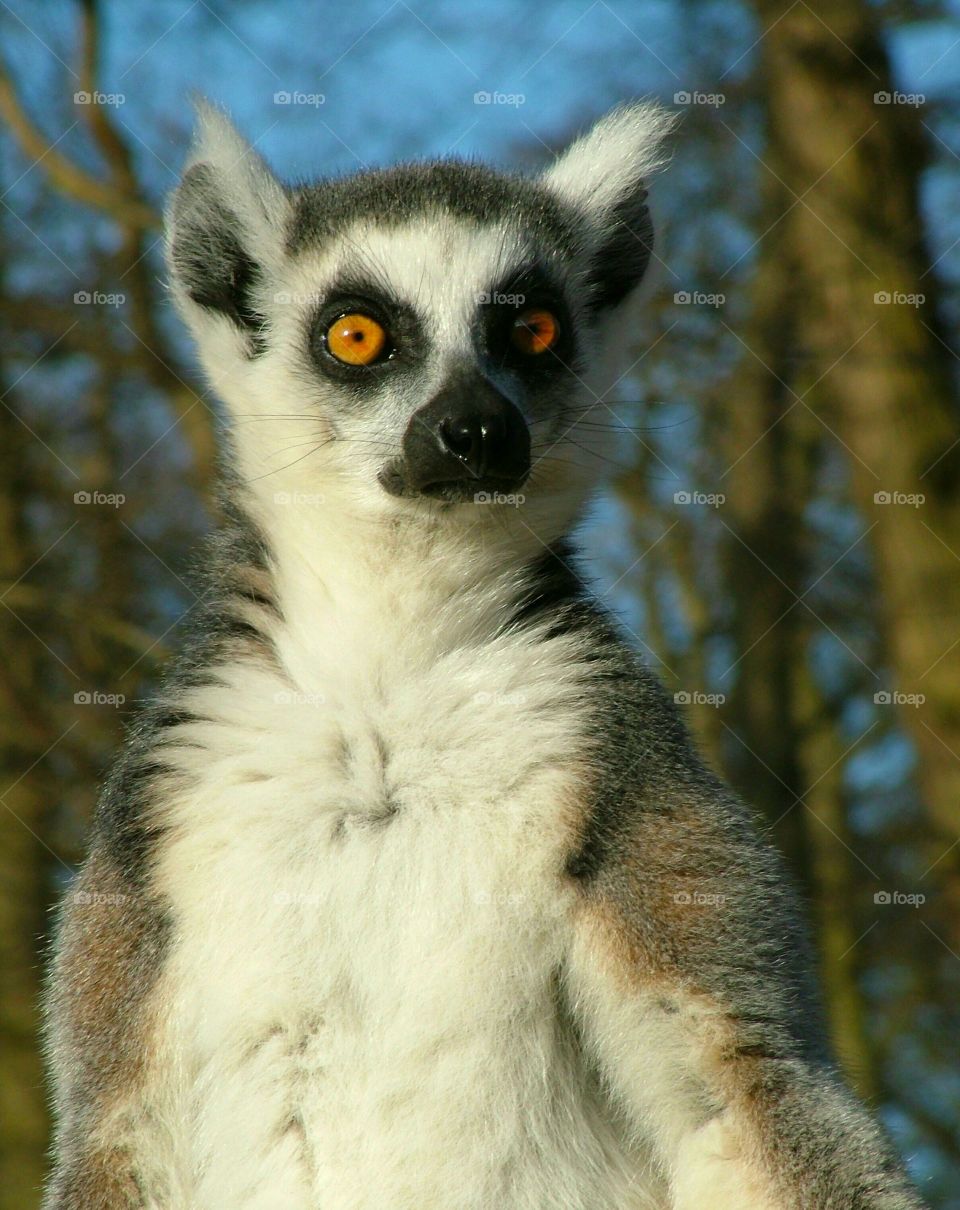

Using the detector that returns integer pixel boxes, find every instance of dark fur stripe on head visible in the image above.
[286,160,582,260]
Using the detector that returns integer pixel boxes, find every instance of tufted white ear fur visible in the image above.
[165,100,291,350]
[542,101,675,219]
[179,101,289,261]
[541,102,676,308]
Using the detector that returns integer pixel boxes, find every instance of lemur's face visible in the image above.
[167,104,671,526]
[282,208,576,506]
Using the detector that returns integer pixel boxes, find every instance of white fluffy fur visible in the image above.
[542,102,674,222]
[139,585,658,1208]
[182,101,291,261]
[120,104,779,1208]
[565,925,784,1209]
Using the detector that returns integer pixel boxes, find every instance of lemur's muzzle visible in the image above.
[380,373,531,503]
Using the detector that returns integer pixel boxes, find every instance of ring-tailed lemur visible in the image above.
[44,101,923,1209]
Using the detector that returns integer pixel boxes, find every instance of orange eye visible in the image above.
[508,307,561,353]
[325,312,388,365]
[511,308,560,356]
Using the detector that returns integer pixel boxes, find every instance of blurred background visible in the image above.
[2,0,959,1205]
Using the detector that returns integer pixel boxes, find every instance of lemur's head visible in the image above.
[166,103,672,542]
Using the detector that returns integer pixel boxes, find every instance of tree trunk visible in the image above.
[752,0,960,942]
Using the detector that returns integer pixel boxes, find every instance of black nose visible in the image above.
[436,411,509,478]
[386,373,530,502]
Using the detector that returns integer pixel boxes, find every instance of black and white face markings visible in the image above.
[296,258,581,503]
[165,108,663,519]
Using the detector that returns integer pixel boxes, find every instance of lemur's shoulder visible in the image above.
[43,845,169,1209]
[558,612,828,1061]
[520,544,827,1056]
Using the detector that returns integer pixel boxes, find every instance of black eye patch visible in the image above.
[305,277,426,386]
[474,263,577,376]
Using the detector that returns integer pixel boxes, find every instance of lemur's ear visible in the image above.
[166,100,290,344]
[542,102,675,310]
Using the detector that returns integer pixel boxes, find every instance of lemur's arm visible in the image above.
[563,772,924,1210]
[44,846,167,1209]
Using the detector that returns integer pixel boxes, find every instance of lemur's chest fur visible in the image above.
[140,558,652,1209]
